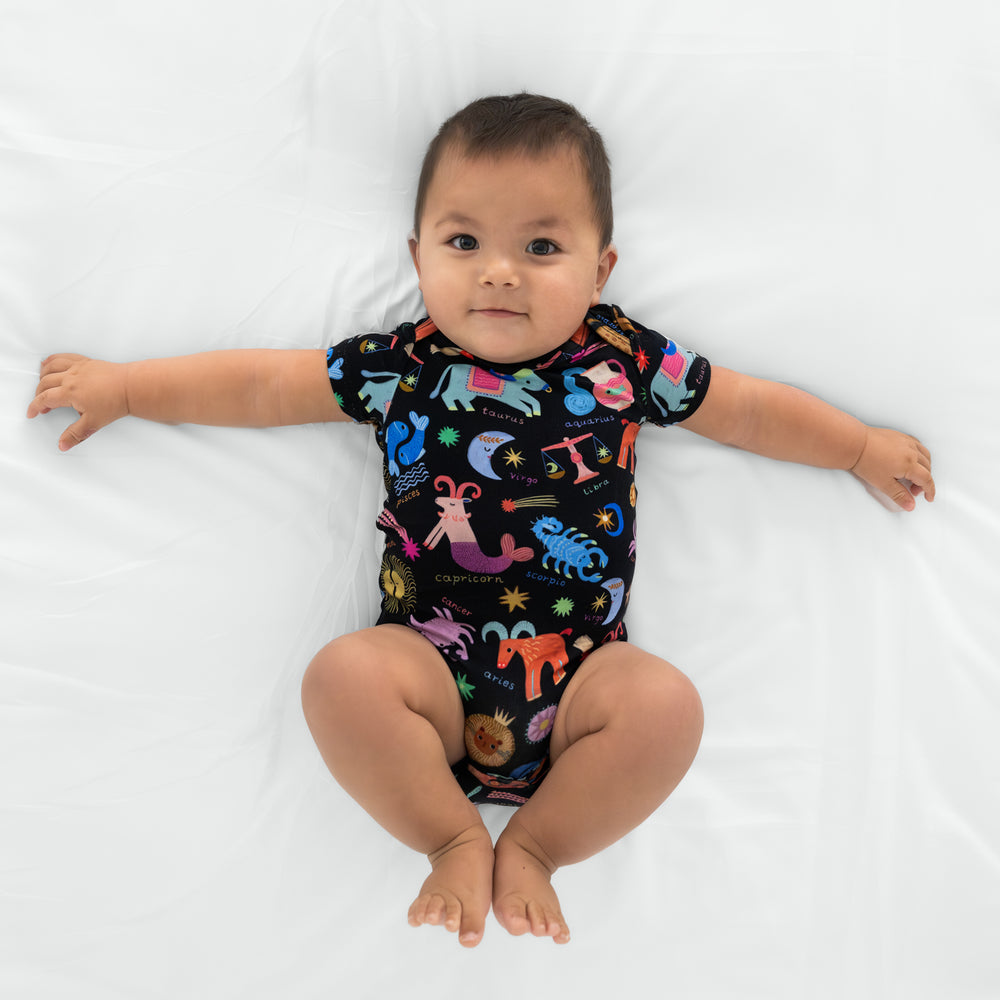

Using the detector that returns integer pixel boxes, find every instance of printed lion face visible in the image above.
[464,710,516,767]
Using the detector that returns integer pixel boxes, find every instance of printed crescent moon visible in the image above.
[601,577,626,623]
[467,431,514,480]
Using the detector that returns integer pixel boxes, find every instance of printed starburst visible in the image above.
[437,426,460,447]
[402,537,421,560]
[591,593,608,612]
[595,507,616,531]
[456,673,476,702]
[552,597,574,617]
[635,347,650,372]
[503,448,525,468]
[499,586,530,612]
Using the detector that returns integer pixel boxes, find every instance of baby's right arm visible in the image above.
[27,349,347,451]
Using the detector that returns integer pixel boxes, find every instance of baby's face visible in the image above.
[410,145,616,365]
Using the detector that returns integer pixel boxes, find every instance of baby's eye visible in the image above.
[526,239,558,256]
[449,234,478,251]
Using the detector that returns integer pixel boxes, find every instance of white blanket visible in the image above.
[4,2,998,997]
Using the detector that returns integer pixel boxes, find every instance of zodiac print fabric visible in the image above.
[326,304,711,805]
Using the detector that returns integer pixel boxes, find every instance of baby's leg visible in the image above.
[301,624,493,947]
[492,642,703,943]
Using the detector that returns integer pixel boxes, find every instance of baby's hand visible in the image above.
[27,354,129,451]
[850,426,935,511]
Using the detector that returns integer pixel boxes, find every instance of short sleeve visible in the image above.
[586,304,711,427]
[325,323,418,428]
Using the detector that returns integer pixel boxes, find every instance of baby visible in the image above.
[27,93,934,948]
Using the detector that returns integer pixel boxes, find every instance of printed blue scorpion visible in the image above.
[530,516,608,582]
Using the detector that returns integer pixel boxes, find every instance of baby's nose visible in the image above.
[479,254,519,288]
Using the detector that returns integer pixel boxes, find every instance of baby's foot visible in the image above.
[492,823,570,944]
[407,827,494,947]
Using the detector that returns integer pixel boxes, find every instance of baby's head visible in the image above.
[413,93,613,250]
[410,94,618,364]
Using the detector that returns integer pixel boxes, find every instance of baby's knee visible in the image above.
[622,655,704,746]
[301,631,377,719]
[665,666,704,746]
[301,624,449,721]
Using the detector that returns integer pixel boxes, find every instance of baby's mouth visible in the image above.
[474,308,523,318]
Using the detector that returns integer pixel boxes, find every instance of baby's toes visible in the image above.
[525,899,549,935]
[495,895,532,936]
[408,891,453,928]
[550,914,571,945]
[526,899,570,943]
[440,895,463,932]
[406,893,429,927]
[457,908,485,948]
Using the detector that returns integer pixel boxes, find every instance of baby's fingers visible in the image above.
[28,361,76,417]
[25,383,102,449]
[58,413,101,452]
[888,470,934,512]
[40,353,89,376]
[26,385,62,418]
[907,466,935,504]
[27,374,70,418]
[27,355,127,449]
[882,464,934,511]
[882,477,919,511]
[902,443,935,504]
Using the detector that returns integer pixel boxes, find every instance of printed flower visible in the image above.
[527,705,557,743]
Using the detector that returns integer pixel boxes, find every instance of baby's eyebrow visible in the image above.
[432,213,478,230]
[431,212,570,233]
[522,216,567,231]
[432,212,479,229]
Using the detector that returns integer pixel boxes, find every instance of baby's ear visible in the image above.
[407,230,421,277]
[592,243,618,304]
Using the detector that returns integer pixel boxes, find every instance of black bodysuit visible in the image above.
[327,304,710,805]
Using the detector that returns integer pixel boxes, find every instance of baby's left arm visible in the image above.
[681,367,935,511]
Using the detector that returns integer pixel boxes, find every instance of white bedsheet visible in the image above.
[4,2,999,997]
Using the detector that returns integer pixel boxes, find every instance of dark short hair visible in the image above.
[413,93,613,248]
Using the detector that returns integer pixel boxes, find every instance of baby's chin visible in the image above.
[440,326,572,367]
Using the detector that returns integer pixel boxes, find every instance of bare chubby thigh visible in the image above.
[311,623,468,766]
[547,641,697,762]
